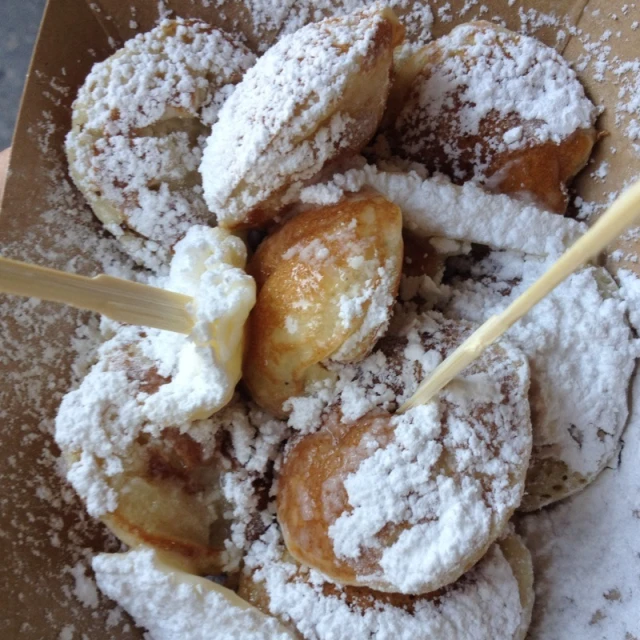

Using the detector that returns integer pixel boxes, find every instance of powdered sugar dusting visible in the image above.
[200,6,398,226]
[279,312,531,594]
[332,259,397,361]
[3,1,640,638]
[299,162,587,256]
[271,0,434,45]
[436,251,636,508]
[394,21,596,168]
[54,226,255,517]
[243,525,527,640]
[328,405,496,592]
[520,374,640,639]
[93,547,296,640]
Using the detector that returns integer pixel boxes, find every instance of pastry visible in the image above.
[385,22,597,213]
[199,7,403,229]
[66,19,254,269]
[243,191,403,417]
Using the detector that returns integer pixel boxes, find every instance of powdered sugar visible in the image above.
[300,162,587,256]
[67,561,100,609]
[92,547,296,640]
[328,404,495,592]
[333,260,396,360]
[213,398,290,569]
[54,226,255,516]
[278,312,531,593]
[392,21,596,176]
[269,0,434,46]
[437,251,636,508]
[520,373,640,639]
[243,526,527,640]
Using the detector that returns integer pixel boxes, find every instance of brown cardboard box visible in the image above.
[0,1,639,637]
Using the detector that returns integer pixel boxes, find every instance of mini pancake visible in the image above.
[200,6,404,229]
[277,313,532,594]
[243,191,403,418]
[92,546,296,640]
[439,251,635,511]
[239,528,534,640]
[66,19,255,270]
[59,330,228,574]
[385,21,597,213]
[55,227,256,573]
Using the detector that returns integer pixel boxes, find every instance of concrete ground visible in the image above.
[0,0,47,148]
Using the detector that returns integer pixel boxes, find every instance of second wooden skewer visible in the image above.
[399,179,640,413]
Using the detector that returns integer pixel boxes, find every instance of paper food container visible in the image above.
[1,0,639,638]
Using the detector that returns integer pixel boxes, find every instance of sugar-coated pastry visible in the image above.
[277,314,532,594]
[55,227,256,572]
[239,527,534,640]
[438,252,636,511]
[93,546,297,640]
[386,22,597,213]
[67,19,255,270]
[200,6,404,229]
[243,191,403,417]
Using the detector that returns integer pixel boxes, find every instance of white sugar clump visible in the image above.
[199,6,397,227]
[93,547,295,640]
[138,226,255,425]
[299,163,587,256]
[148,226,256,423]
[66,19,255,269]
[244,526,525,640]
[54,226,255,516]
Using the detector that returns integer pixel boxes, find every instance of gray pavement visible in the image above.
[0,0,47,148]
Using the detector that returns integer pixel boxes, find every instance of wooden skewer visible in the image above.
[398,179,640,413]
[0,257,194,335]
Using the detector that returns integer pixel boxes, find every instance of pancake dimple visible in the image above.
[385,21,597,213]
[277,314,532,594]
[243,191,403,418]
[239,527,534,640]
[66,18,255,270]
[199,6,404,229]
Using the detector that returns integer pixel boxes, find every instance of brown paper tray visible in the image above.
[0,1,639,637]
